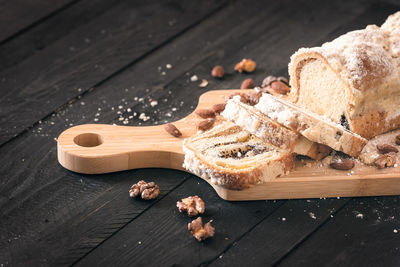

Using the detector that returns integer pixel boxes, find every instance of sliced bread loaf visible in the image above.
[183,122,295,190]
[222,95,331,160]
[254,93,368,157]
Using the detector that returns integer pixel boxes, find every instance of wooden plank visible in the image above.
[73,177,285,266]
[0,168,189,266]
[207,198,349,266]
[0,0,225,146]
[276,196,400,267]
[0,0,75,43]
[0,0,123,73]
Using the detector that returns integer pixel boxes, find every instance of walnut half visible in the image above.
[188,217,215,242]
[129,180,160,200]
[177,195,205,217]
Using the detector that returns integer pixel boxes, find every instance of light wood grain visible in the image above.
[58,89,400,200]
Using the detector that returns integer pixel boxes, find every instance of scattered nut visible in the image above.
[269,81,291,95]
[164,123,182,137]
[240,78,254,89]
[395,134,400,145]
[197,119,215,131]
[129,180,160,200]
[261,75,290,94]
[195,109,216,119]
[188,217,215,242]
[377,143,398,154]
[199,79,209,88]
[247,91,262,105]
[234,59,256,73]
[261,75,277,88]
[330,158,355,170]
[374,152,397,169]
[211,65,224,78]
[177,195,205,217]
[211,103,226,114]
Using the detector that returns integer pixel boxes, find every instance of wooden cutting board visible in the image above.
[57,89,400,201]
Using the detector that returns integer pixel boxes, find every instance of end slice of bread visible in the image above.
[183,122,295,190]
[222,96,331,160]
[255,93,368,157]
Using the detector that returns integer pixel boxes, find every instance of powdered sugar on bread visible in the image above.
[288,11,400,139]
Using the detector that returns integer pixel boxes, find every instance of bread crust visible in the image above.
[182,123,295,190]
[288,12,400,139]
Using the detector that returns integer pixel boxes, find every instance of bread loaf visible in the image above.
[288,12,400,139]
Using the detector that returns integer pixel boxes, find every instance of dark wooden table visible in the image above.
[1,0,400,266]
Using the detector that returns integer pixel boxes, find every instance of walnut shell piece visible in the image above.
[177,195,205,217]
[188,217,215,242]
[234,59,256,73]
[129,180,160,200]
[374,152,397,169]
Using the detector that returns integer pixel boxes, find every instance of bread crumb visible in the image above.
[150,100,158,107]
[190,75,198,82]
[356,213,364,219]
[166,64,172,69]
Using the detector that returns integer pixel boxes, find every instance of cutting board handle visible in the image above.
[57,90,234,174]
[57,123,188,174]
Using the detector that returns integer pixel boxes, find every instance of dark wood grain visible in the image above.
[1,0,400,266]
[0,0,225,146]
[0,0,123,73]
[0,168,189,266]
[0,0,76,43]
[276,197,400,267]
[74,177,285,267]
[208,198,349,266]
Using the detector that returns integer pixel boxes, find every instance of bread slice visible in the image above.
[254,93,368,157]
[222,96,331,160]
[288,11,400,139]
[182,122,295,190]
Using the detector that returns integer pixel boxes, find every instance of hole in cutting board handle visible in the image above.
[73,133,104,147]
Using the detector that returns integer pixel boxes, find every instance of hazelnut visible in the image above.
[240,78,254,89]
[211,65,224,78]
